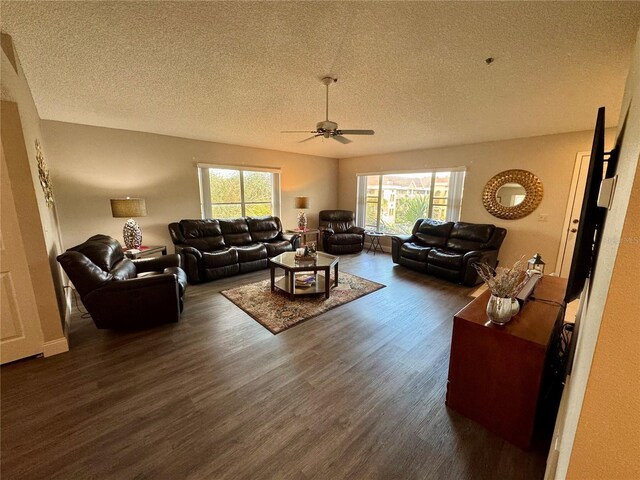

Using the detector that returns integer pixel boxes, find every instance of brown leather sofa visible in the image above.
[168,216,300,284]
[319,210,366,255]
[391,219,507,286]
[57,234,188,329]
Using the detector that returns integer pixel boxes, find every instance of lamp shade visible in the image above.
[295,196,309,209]
[110,198,147,218]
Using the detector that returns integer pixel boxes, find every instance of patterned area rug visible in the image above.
[221,272,385,334]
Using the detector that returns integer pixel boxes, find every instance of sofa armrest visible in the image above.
[461,249,499,286]
[321,228,335,248]
[390,234,413,263]
[163,266,188,297]
[97,273,177,291]
[347,226,365,236]
[282,232,301,250]
[174,246,203,284]
[85,274,181,328]
[132,254,181,273]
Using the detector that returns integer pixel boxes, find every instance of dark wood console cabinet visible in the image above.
[446,276,566,449]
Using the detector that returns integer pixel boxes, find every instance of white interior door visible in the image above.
[0,144,44,363]
[556,153,591,277]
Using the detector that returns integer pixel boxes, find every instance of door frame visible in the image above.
[555,152,591,276]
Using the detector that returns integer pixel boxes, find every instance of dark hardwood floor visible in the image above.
[1,253,547,479]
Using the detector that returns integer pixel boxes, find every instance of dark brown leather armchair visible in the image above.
[57,234,187,329]
[319,210,365,254]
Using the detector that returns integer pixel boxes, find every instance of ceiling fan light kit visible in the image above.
[282,76,375,144]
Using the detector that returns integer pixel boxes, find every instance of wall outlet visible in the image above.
[538,214,549,222]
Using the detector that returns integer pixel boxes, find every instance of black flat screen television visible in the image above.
[563,107,608,303]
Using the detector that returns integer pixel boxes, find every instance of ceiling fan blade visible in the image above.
[337,129,375,135]
[332,135,352,144]
[298,135,320,143]
[281,130,317,133]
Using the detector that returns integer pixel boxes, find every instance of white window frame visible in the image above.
[356,167,466,232]
[197,163,281,219]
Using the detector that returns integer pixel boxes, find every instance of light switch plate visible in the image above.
[597,176,617,209]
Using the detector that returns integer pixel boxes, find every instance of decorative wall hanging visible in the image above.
[35,139,54,207]
[482,169,543,220]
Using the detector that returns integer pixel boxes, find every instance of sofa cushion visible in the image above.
[179,219,226,251]
[220,218,253,246]
[427,249,464,269]
[327,233,364,245]
[413,219,454,247]
[234,243,267,263]
[264,240,293,257]
[446,222,495,252]
[247,216,281,242]
[400,242,431,262]
[70,234,124,271]
[202,249,238,268]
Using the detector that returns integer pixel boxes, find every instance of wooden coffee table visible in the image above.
[269,252,339,300]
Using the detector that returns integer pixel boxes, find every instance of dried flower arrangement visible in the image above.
[473,258,529,298]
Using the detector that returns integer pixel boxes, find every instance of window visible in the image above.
[356,169,465,234]
[197,164,281,219]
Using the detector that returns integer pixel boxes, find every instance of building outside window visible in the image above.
[356,169,465,234]
[197,164,281,219]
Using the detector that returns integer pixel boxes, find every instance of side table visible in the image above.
[287,229,320,248]
[124,245,167,259]
[365,232,385,255]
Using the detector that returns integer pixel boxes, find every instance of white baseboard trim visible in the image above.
[43,337,69,357]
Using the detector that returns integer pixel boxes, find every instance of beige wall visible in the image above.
[338,129,616,269]
[564,26,640,480]
[41,121,338,252]
[1,33,67,349]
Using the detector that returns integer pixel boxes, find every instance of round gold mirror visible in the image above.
[482,170,543,220]
[496,183,527,207]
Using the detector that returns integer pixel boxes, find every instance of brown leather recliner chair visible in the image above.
[319,210,365,254]
[57,234,188,329]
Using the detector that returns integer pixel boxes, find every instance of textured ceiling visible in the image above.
[1,1,639,158]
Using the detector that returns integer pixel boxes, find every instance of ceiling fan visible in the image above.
[282,77,375,144]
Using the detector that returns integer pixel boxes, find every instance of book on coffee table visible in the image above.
[295,273,316,288]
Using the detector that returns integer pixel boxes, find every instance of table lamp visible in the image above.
[110,197,147,249]
[295,196,309,230]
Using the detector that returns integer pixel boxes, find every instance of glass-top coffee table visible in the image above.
[269,252,339,300]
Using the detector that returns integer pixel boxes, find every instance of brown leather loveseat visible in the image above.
[391,219,507,286]
[57,234,188,329]
[168,216,300,284]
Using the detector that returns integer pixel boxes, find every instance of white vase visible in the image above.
[486,294,520,325]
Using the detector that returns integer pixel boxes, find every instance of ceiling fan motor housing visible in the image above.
[317,120,338,136]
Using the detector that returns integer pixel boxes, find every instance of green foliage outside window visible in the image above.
[207,168,273,218]
[210,170,240,203]
[245,203,272,217]
[243,171,272,202]
[211,204,242,218]
[394,194,431,233]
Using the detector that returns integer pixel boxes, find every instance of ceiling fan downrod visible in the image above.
[322,76,336,121]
